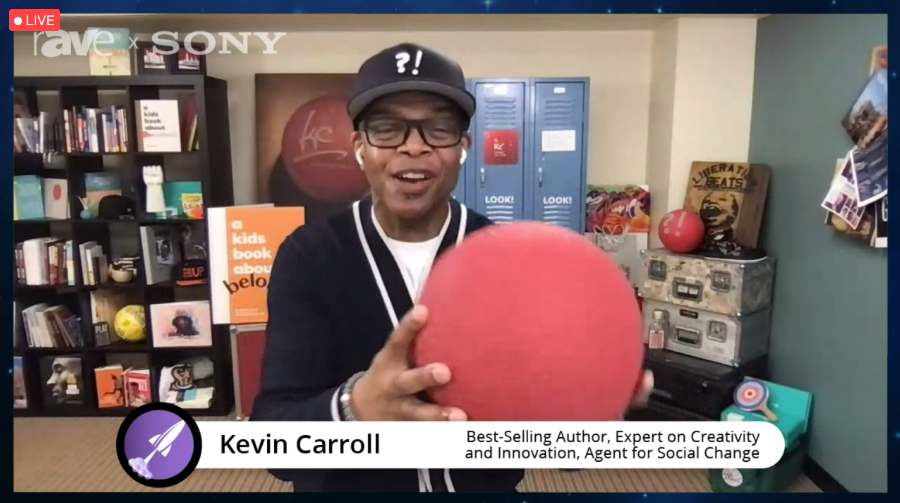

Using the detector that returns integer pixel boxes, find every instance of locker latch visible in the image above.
[480,167,485,187]
[538,167,543,187]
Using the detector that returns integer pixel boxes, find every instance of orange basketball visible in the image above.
[281,95,369,202]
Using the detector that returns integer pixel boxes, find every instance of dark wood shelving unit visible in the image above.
[13,74,235,418]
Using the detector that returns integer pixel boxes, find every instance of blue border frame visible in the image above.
[5,0,895,496]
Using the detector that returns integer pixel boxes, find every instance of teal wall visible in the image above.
[749,14,887,492]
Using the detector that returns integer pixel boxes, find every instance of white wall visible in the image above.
[645,17,758,245]
[13,16,757,221]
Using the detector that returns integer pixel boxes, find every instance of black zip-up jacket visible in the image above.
[251,196,525,492]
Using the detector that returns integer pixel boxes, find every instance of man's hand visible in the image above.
[629,370,655,409]
[350,305,467,421]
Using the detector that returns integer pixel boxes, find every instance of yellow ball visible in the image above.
[114,305,146,343]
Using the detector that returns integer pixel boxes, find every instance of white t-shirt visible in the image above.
[372,207,451,301]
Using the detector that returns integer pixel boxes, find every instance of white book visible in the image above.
[79,241,97,285]
[22,303,49,347]
[135,100,182,152]
[42,178,69,220]
[23,238,51,285]
[34,306,53,347]
[88,108,98,152]
[66,240,75,286]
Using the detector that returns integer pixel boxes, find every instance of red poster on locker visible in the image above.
[483,130,519,165]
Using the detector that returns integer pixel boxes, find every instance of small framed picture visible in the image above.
[172,41,207,75]
[134,41,172,74]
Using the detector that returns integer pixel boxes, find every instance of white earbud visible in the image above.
[460,148,467,165]
[355,147,364,167]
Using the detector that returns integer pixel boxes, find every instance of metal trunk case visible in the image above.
[638,248,775,316]
[641,299,771,367]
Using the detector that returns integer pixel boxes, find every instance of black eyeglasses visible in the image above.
[360,118,466,148]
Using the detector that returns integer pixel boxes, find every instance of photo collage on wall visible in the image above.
[822,44,887,249]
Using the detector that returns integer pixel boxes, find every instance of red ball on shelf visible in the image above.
[658,209,705,254]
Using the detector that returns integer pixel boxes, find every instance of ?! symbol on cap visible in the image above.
[395,50,423,75]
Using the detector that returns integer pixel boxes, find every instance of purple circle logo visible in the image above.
[116,403,202,488]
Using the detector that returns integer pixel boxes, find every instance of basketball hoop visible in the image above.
[597,223,630,252]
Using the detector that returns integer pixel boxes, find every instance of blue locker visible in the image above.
[528,78,589,234]
[449,80,474,203]
[468,79,530,223]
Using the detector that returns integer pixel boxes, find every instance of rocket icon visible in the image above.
[128,420,186,480]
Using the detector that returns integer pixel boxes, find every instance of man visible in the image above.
[252,43,653,493]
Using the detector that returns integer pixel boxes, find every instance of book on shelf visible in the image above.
[20,303,83,349]
[159,356,215,409]
[135,100,182,152]
[13,357,28,409]
[62,106,130,154]
[150,300,213,348]
[40,355,84,407]
[77,241,108,286]
[140,226,182,284]
[163,181,204,219]
[89,290,143,347]
[95,364,125,408]
[13,106,130,154]
[13,175,70,221]
[83,172,122,215]
[182,95,200,152]
[13,112,65,154]
[124,368,151,407]
[87,27,132,76]
[16,238,76,287]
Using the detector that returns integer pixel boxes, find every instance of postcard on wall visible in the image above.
[870,45,887,75]
[826,159,876,243]
[150,301,213,348]
[843,69,887,149]
[851,126,888,206]
[821,154,866,230]
[208,205,306,325]
[873,196,887,248]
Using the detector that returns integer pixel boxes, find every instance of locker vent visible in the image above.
[541,98,576,128]
[541,205,573,227]
[485,205,514,223]
[483,97,519,130]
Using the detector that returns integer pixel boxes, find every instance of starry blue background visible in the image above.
[3,0,896,497]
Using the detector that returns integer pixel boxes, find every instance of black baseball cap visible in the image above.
[347,43,476,126]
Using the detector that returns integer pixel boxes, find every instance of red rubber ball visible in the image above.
[658,209,705,254]
[413,222,645,421]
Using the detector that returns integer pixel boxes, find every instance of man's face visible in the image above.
[353,92,470,220]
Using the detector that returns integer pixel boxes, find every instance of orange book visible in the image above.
[95,364,124,408]
[208,205,305,325]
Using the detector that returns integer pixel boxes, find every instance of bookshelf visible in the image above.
[13,75,235,418]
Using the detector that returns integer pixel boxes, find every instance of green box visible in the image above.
[721,379,813,451]
[709,440,806,493]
